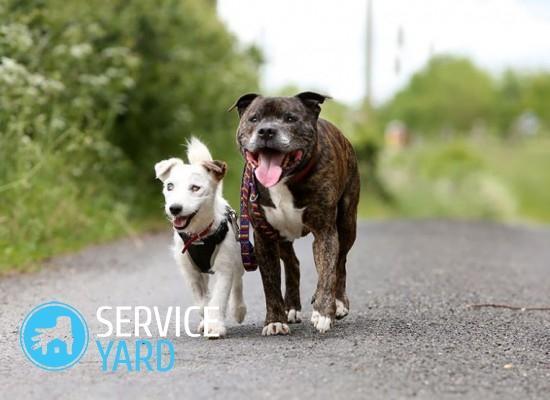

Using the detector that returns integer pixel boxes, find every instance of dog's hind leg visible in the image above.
[280,241,302,323]
[229,271,247,323]
[335,169,360,319]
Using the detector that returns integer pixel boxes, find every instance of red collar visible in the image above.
[177,221,214,254]
[289,145,319,184]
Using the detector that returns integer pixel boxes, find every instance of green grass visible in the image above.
[0,193,163,274]
[483,138,550,223]
[358,136,550,225]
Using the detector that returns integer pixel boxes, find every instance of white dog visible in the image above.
[154,138,246,338]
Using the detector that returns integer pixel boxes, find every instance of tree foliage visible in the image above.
[495,70,550,131]
[110,0,259,176]
[382,55,550,136]
[0,0,259,268]
[382,56,495,135]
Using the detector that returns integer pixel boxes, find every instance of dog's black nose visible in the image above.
[169,204,183,216]
[257,127,277,140]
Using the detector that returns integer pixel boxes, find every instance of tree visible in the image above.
[109,0,260,205]
[493,70,550,135]
[522,72,550,129]
[382,56,495,136]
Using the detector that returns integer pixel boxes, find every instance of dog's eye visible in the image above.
[166,183,174,191]
[248,115,258,123]
[190,185,201,192]
[285,114,297,123]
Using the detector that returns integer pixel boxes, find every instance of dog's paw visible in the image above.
[335,299,349,320]
[286,308,302,324]
[261,322,290,336]
[311,310,333,333]
[205,321,226,339]
[233,303,247,324]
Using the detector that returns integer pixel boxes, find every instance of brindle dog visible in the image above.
[230,92,360,335]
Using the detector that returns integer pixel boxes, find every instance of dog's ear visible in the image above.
[154,158,183,182]
[202,160,227,182]
[228,93,260,117]
[295,91,331,118]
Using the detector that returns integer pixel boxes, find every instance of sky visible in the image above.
[218,0,550,105]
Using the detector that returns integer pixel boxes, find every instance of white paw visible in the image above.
[262,322,290,336]
[311,310,332,333]
[335,299,349,319]
[205,320,226,339]
[197,320,204,334]
[233,303,247,324]
[311,310,320,324]
[286,309,302,323]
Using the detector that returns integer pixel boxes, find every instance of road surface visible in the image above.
[0,221,549,399]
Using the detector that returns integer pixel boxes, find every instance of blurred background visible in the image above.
[2,0,550,271]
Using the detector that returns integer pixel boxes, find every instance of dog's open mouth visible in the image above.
[246,149,303,188]
[172,211,197,230]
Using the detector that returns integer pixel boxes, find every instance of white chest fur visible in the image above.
[263,181,305,241]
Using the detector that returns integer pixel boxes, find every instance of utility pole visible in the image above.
[365,0,374,105]
[395,25,404,76]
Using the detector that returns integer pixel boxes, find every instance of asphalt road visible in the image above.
[1,220,549,399]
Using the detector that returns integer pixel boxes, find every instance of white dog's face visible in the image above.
[155,158,225,230]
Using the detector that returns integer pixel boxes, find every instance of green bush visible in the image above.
[379,140,517,220]
[0,0,259,271]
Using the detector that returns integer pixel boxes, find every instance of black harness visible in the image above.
[177,207,237,274]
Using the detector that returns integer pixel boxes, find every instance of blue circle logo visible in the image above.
[20,302,89,371]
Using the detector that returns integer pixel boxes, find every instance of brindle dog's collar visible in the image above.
[288,143,319,184]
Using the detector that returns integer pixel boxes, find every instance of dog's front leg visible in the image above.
[311,227,339,333]
[255,232,289,336]
[204,270,233,338]
[180,262,209,333]
[280,241,302,323]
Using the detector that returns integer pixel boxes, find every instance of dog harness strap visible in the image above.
[177,208,233,274]
[180,222,213,254]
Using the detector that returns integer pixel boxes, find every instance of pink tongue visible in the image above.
[174,216,186,227]
[255,152,285,188]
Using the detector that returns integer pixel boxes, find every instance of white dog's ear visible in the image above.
[154,158,183,182]
[202,160,227,182]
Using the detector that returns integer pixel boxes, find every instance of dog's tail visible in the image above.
[186,137,213,164]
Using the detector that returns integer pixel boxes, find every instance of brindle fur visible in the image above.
[231,93,360,329]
